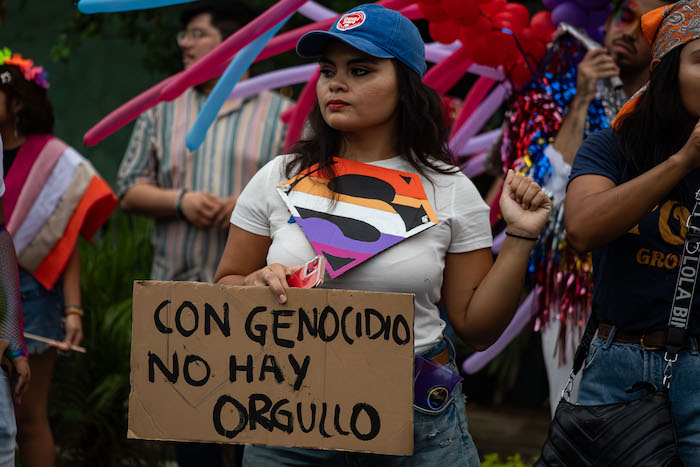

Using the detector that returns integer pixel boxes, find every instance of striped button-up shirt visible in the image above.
[117,88,293,282]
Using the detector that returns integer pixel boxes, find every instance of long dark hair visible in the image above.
[616,45,693,176]
[285,60,457,181]
[0,64,54,135]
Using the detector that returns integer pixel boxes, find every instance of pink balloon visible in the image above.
[256,17,337,63]
[491,228,506,254]
[461,151,487,177]
[457,129,501,157]
[228,64,317,101]
[461,289,538,374]
[423,45,471,94]
[283,69,320,153]
[449,82,510,154]
[450,76,495,139]
[297,1,335,21]
[400,4,423,20]
[161,0,310,102]
[84,75,175,146]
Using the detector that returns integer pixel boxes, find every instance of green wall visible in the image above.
[1,1,171,186]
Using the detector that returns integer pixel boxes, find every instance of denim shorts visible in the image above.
[578,326,700,465]
[0,366,16,467]
[19,268,65,355]
[242,339,480,467]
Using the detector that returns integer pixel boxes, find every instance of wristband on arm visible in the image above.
[175,188,187,220]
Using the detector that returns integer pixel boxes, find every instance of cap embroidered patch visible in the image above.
[336,11,366,31]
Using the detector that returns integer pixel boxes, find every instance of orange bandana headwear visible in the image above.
[613,0,700,129]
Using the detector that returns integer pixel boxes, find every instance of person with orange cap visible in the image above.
[566,0,700,461]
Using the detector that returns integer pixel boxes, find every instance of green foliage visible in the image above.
[48,213,172,466]
[482,453,537,467]
[51,3,183,74]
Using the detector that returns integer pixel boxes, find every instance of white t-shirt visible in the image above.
[231,155,493,353]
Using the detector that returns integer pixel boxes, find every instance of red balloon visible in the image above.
[493,30,519,66]
[441,0,476,18]
[419,2,449,22]
[441,0,481,24]
[493,12,523,34]
[530,11,555,43]
[470,30,515,68]
[518,26,535,43]
[480,0,507,17]
[509,61,532,86]
[503,3,530,29]
[459,15,493,44]
[420,0,440,4]
[469,37,492,67]
[429,20,461,44]
[526,38,546,63]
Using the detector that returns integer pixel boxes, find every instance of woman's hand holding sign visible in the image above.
[243,263,299,304]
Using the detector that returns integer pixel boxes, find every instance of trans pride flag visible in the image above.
[277,157,438,278]
[4,134,117,290]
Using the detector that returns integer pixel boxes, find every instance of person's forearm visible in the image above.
[552,97,591,166]
[62,247,81,308]
[566,153,690,251]
[120,184,180,218]
[453,237,534,350]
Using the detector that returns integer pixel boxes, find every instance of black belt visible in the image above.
[598,323,697,350]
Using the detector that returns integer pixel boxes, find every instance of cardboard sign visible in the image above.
[128,281,415,456]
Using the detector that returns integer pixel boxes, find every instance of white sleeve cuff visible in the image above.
[543,144,572,202]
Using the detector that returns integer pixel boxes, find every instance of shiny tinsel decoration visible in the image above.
[499,32,626,363]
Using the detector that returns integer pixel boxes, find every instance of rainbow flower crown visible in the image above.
[0,47,50,89]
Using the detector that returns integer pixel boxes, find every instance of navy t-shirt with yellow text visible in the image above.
[569,128,700,334]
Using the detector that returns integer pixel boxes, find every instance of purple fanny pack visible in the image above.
[413,354,463,412]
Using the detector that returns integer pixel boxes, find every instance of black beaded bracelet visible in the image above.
[506,231,538,241]
[175,188,187,220]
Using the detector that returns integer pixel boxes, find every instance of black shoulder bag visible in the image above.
[534,192,700,466]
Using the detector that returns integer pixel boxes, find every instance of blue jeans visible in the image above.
[0,367,15,467]
[243,339,480,467]
[19,268,65,355]
[578,327,700,464]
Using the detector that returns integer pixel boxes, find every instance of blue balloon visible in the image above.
[78,0,195,14]
[186,14,292,151]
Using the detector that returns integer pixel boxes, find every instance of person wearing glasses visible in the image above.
[116,1,293,466]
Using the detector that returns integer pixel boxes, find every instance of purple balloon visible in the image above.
[551,1,589,29]
[542,0,568,10]
[588,7,611,29]
[586,25,605,43]
[574,0,609,10]
[462,290,538,374]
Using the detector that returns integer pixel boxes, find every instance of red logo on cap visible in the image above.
[336,11,366,31]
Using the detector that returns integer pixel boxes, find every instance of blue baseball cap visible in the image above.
[296,4,427,78]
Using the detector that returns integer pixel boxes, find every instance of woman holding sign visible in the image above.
[215,4,551,465]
